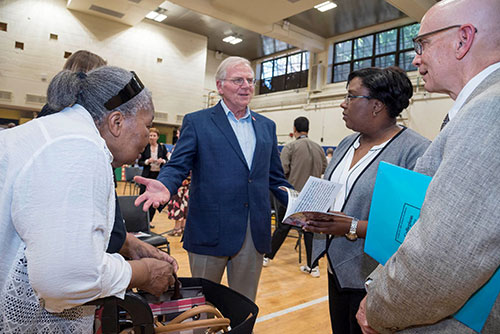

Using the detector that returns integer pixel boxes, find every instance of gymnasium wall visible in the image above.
[0,0,208,126]
[0,1,453,146]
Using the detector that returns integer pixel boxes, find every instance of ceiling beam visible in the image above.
[169,0,326,53]
[209,0,326,25]
[67,0,164,26]
[265,22,326,53]
[384,0,436,21]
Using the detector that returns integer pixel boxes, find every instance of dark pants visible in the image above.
[328,271,365,334]
[265,203,315,268]
[139,171,160,222]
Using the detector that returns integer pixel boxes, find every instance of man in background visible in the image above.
[264,116,327,277]
[357,0,500,332]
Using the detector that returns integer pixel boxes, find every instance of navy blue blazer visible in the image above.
[157,102,291,256]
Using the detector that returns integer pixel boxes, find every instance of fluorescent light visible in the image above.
[314,1,337,12]
[223,36,236,43]
[154,14,167,22]
[229,37,242,45]
[146,11,158,19]
[223,35,243,45]
[159,1,169,9]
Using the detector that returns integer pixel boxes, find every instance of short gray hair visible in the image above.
[47,66,153,125]
[215,56,254,82]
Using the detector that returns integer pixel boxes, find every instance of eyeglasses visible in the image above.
[344,94,371,104]
[104,71,145,110]
[413,25,477,55]
[223,77,257,86]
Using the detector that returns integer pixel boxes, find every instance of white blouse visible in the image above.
[0,105,131,333]
[329,136,390,211]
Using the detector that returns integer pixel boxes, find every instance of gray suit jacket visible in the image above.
[312,128,430,289]
[366,68,500,333]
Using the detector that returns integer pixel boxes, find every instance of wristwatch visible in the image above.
[345,217,359,241]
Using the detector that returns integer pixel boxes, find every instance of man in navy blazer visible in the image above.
[135,56,291,301]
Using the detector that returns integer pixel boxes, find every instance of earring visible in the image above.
[373,112,377,116]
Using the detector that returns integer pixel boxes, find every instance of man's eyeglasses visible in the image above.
[223,77,257,86]
[344,94,371,104]
[413,25,477,55]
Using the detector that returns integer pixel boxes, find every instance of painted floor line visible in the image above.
[256,295,328,323]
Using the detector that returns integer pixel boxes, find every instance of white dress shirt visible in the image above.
[329,136,390,211]
[0,105,131,332]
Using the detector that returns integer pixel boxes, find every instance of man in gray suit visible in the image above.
[356,0,500,333]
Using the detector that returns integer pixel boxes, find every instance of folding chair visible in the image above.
[123,167,142,195]
[117,195,170,254]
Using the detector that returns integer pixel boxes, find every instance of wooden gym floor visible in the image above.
[119,182,331,333]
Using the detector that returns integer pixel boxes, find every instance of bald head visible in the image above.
[424,0,500,55]
[413,0,500,98]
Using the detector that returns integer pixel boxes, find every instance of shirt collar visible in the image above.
[448,62,500,120]
[73,104,114,164]
[221,100,251,120]
[353,135,390,151]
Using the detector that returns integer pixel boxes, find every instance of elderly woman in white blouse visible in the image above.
[0,67,177,333]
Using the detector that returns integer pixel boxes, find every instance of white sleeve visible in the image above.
[11,136,132,313]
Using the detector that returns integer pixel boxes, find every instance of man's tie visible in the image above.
[440,114,450,131]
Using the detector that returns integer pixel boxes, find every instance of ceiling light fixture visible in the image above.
[223,35,243,45]
[146,11,159,19]
[154,14,167,22]
[158,1,169,10]
[314,1,337,12]
[145,8,167,22]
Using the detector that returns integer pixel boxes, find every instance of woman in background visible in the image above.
[138,127,168,223]
[305,67,430,334]
[38,50,107,118]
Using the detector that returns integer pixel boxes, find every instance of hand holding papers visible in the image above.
[280,176,344,227]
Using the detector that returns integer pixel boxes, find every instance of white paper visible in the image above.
[280,176,343,222]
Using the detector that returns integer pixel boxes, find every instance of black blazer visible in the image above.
[138,143,168,178]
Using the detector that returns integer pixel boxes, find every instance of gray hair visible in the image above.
[215,56,254,82]
[47,66,153,125]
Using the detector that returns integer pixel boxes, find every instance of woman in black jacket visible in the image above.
[138,127,168,222]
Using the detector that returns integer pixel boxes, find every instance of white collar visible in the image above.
[448,62,500,120]
[72,104,114,164]
[352,135,390,151]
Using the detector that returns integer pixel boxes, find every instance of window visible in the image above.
[331,23,420,83]
[259,51,309,94]
[261,35,294,56]
[287,53,302,73]
[273,57,287,76]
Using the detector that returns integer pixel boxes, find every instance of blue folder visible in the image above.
[365,161,500,333]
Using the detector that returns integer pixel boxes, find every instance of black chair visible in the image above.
[117,195,170,254]
[123,166,142,195]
